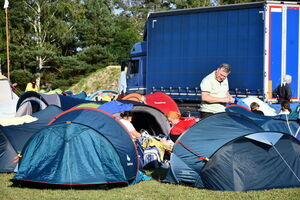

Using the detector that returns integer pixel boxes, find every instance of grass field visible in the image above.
[1,169,300,200]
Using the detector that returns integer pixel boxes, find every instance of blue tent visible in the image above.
[61,91,87,99]
[261,117,300,138]
[77,100,171,136]
[0,105,63,172]
[86,90,119,101]
[102,100,171,136]
[226,105,300,139]
[225,105,272,126]
[98,100,134,114]
[164,112,300,191]
[15,91,92,117]
[12,107,139,188]
[69,91,87,99]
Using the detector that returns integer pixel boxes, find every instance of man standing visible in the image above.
[118,65,127,98]
[272,74,292,103]
[200,64,235,118]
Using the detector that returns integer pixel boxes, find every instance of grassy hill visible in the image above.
[68,66,121,95]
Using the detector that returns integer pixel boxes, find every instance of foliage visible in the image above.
[47,55,88,90]
[75,0,115,48]
[216,0,261,5]
[111,16,141,61]
[170,0,212,8]
[76,45,115,66]
[10,69,33,90]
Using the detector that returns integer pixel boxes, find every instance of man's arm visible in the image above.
[129,130,141,138]
[201,92,231,103]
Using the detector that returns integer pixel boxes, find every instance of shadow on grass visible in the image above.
[144,168,168,181]
[9,179,128,190]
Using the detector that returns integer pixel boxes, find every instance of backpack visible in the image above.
[143,146,162,169]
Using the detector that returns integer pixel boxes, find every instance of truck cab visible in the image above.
[126,42,147,94]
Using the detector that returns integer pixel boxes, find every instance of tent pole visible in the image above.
[284,114,294,135]
[272,144,300,182]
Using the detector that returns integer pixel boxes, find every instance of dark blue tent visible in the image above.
[165,112,263,187]
[164,112,300,191]
[0,105,63,172]
[201,132,300,191]
[12,107,139,188]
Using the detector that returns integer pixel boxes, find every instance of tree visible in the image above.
[216,0,261,5]
[170,0,211,9]
[75,0,115,48]
[22,0,85,88]
[111,15,141,61]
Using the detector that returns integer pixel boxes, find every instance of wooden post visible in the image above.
[5,7,10,81]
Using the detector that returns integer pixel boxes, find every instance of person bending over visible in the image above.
[200,64,235,119]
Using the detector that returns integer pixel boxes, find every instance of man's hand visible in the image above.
[202,92,235,104]
[220,96,234,103]
[226,93,235,104]
[228,96,235,103]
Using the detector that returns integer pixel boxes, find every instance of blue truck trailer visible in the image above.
[125,1,300,105]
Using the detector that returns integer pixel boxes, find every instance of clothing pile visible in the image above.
[137,130,174,169]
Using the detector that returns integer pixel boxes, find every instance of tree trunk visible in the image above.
[36,55,43,89]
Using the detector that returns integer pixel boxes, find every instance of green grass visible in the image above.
[1,170,300,200]
[68,67,120,95]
